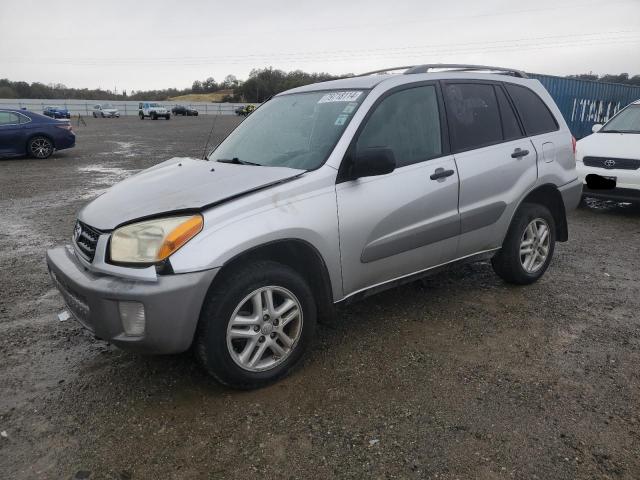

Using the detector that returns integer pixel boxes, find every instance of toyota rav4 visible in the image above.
[47,64,582,389]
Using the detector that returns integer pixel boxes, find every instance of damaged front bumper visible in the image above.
[46,245,218,354]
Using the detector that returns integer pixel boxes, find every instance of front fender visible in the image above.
[168,167,344,300]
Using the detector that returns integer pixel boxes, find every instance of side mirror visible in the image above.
[351,147,396,179]
[592,124,603,133]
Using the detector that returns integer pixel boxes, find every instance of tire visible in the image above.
[139,113,144,120]
[101,113,105,118]
[27,136,54,159]
[92,112,97,118]
[196,261,317,389]
[166,115,170,120]
[152,113,157,120]
[491,203,556,285]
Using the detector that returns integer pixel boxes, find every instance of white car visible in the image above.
[93,104,120,118]
[577,99,640,203]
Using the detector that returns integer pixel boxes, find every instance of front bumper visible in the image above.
[577,161,640,203]
[46,245,219,354]
[582,186,640,203]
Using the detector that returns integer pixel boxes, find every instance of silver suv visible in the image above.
[47,64,582,388]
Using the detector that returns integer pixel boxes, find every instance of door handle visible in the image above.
[511,148,529,158]
[430,168,455,180]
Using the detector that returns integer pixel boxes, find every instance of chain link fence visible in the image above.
[0,99,254,116]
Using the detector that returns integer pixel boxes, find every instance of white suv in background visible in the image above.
[138,102,170,120]
[577,99,640,203]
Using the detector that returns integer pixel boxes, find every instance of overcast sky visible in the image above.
[1,0,639,92]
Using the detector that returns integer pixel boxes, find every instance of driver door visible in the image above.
[336,84,460,297]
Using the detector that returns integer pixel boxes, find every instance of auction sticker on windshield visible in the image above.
[318,91,362,103]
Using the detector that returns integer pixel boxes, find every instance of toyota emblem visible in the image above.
[604,159,616,168]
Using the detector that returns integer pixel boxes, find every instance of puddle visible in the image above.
[101,141,140,158]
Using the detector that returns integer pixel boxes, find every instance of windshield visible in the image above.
[602,105,640,133]
[150,103,160,107]
[208,90,367,170]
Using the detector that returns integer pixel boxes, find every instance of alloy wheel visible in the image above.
[519,218,550,273]
[226,286,303,372]
[30,138,53,159]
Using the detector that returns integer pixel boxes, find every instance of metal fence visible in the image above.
[530,74,640,139]
[0,99,253,116]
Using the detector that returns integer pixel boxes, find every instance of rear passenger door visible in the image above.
[442,82,537,258]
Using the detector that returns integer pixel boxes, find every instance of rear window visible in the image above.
[444,83,502,151]
[505,84,558,136]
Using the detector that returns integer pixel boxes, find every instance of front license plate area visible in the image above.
[586,174,616,190]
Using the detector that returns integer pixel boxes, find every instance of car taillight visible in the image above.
[571,136,577,156]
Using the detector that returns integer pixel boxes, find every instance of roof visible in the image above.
[281,63,530,95]
[282,75,393,94]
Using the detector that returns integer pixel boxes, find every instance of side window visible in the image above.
[505,84,558,136]
[495,86,523,141]
[0,112,19,125]
[18,113,31,124]
[444,83,502,151]
[356,85,442,168]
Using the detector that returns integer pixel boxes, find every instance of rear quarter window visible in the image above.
[505,84,558,136]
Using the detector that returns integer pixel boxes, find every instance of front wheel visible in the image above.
[139,113,144,120]
[491,203,556,285]
[28,136,54,159]
[196,261,316,389]
[165,115,170,120]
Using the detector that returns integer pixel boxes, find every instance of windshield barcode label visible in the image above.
[318,91,362,103]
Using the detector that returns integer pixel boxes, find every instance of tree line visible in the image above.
[1,69,638,102]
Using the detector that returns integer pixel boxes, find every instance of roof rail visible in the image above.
[356,64,528,79]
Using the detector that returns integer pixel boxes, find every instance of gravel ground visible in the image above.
[1,116,639,479]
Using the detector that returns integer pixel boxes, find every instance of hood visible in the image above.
[577,132,640,159]
[79,157,304,230]
[104,108,118,113]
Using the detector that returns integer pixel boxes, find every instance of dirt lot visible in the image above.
[1,116,639,479]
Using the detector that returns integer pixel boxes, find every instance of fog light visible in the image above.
[119,301,146,336]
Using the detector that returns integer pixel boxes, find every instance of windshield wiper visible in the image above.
[601,129,640,133]
[216,157,262,166]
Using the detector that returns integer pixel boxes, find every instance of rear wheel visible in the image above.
[491,203,555,285]
[28,136,54,159]
[165,115,170,120]
[152,113,157,120]
[196,261,316,389]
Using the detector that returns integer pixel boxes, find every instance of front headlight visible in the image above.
[110,214,203,264]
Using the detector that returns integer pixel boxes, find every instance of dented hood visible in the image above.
[79,157,304,230]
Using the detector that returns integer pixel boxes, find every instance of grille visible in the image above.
[583,156,640,170]
[74,221,101,262]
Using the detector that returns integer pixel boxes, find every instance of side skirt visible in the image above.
[336,248,500,305]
